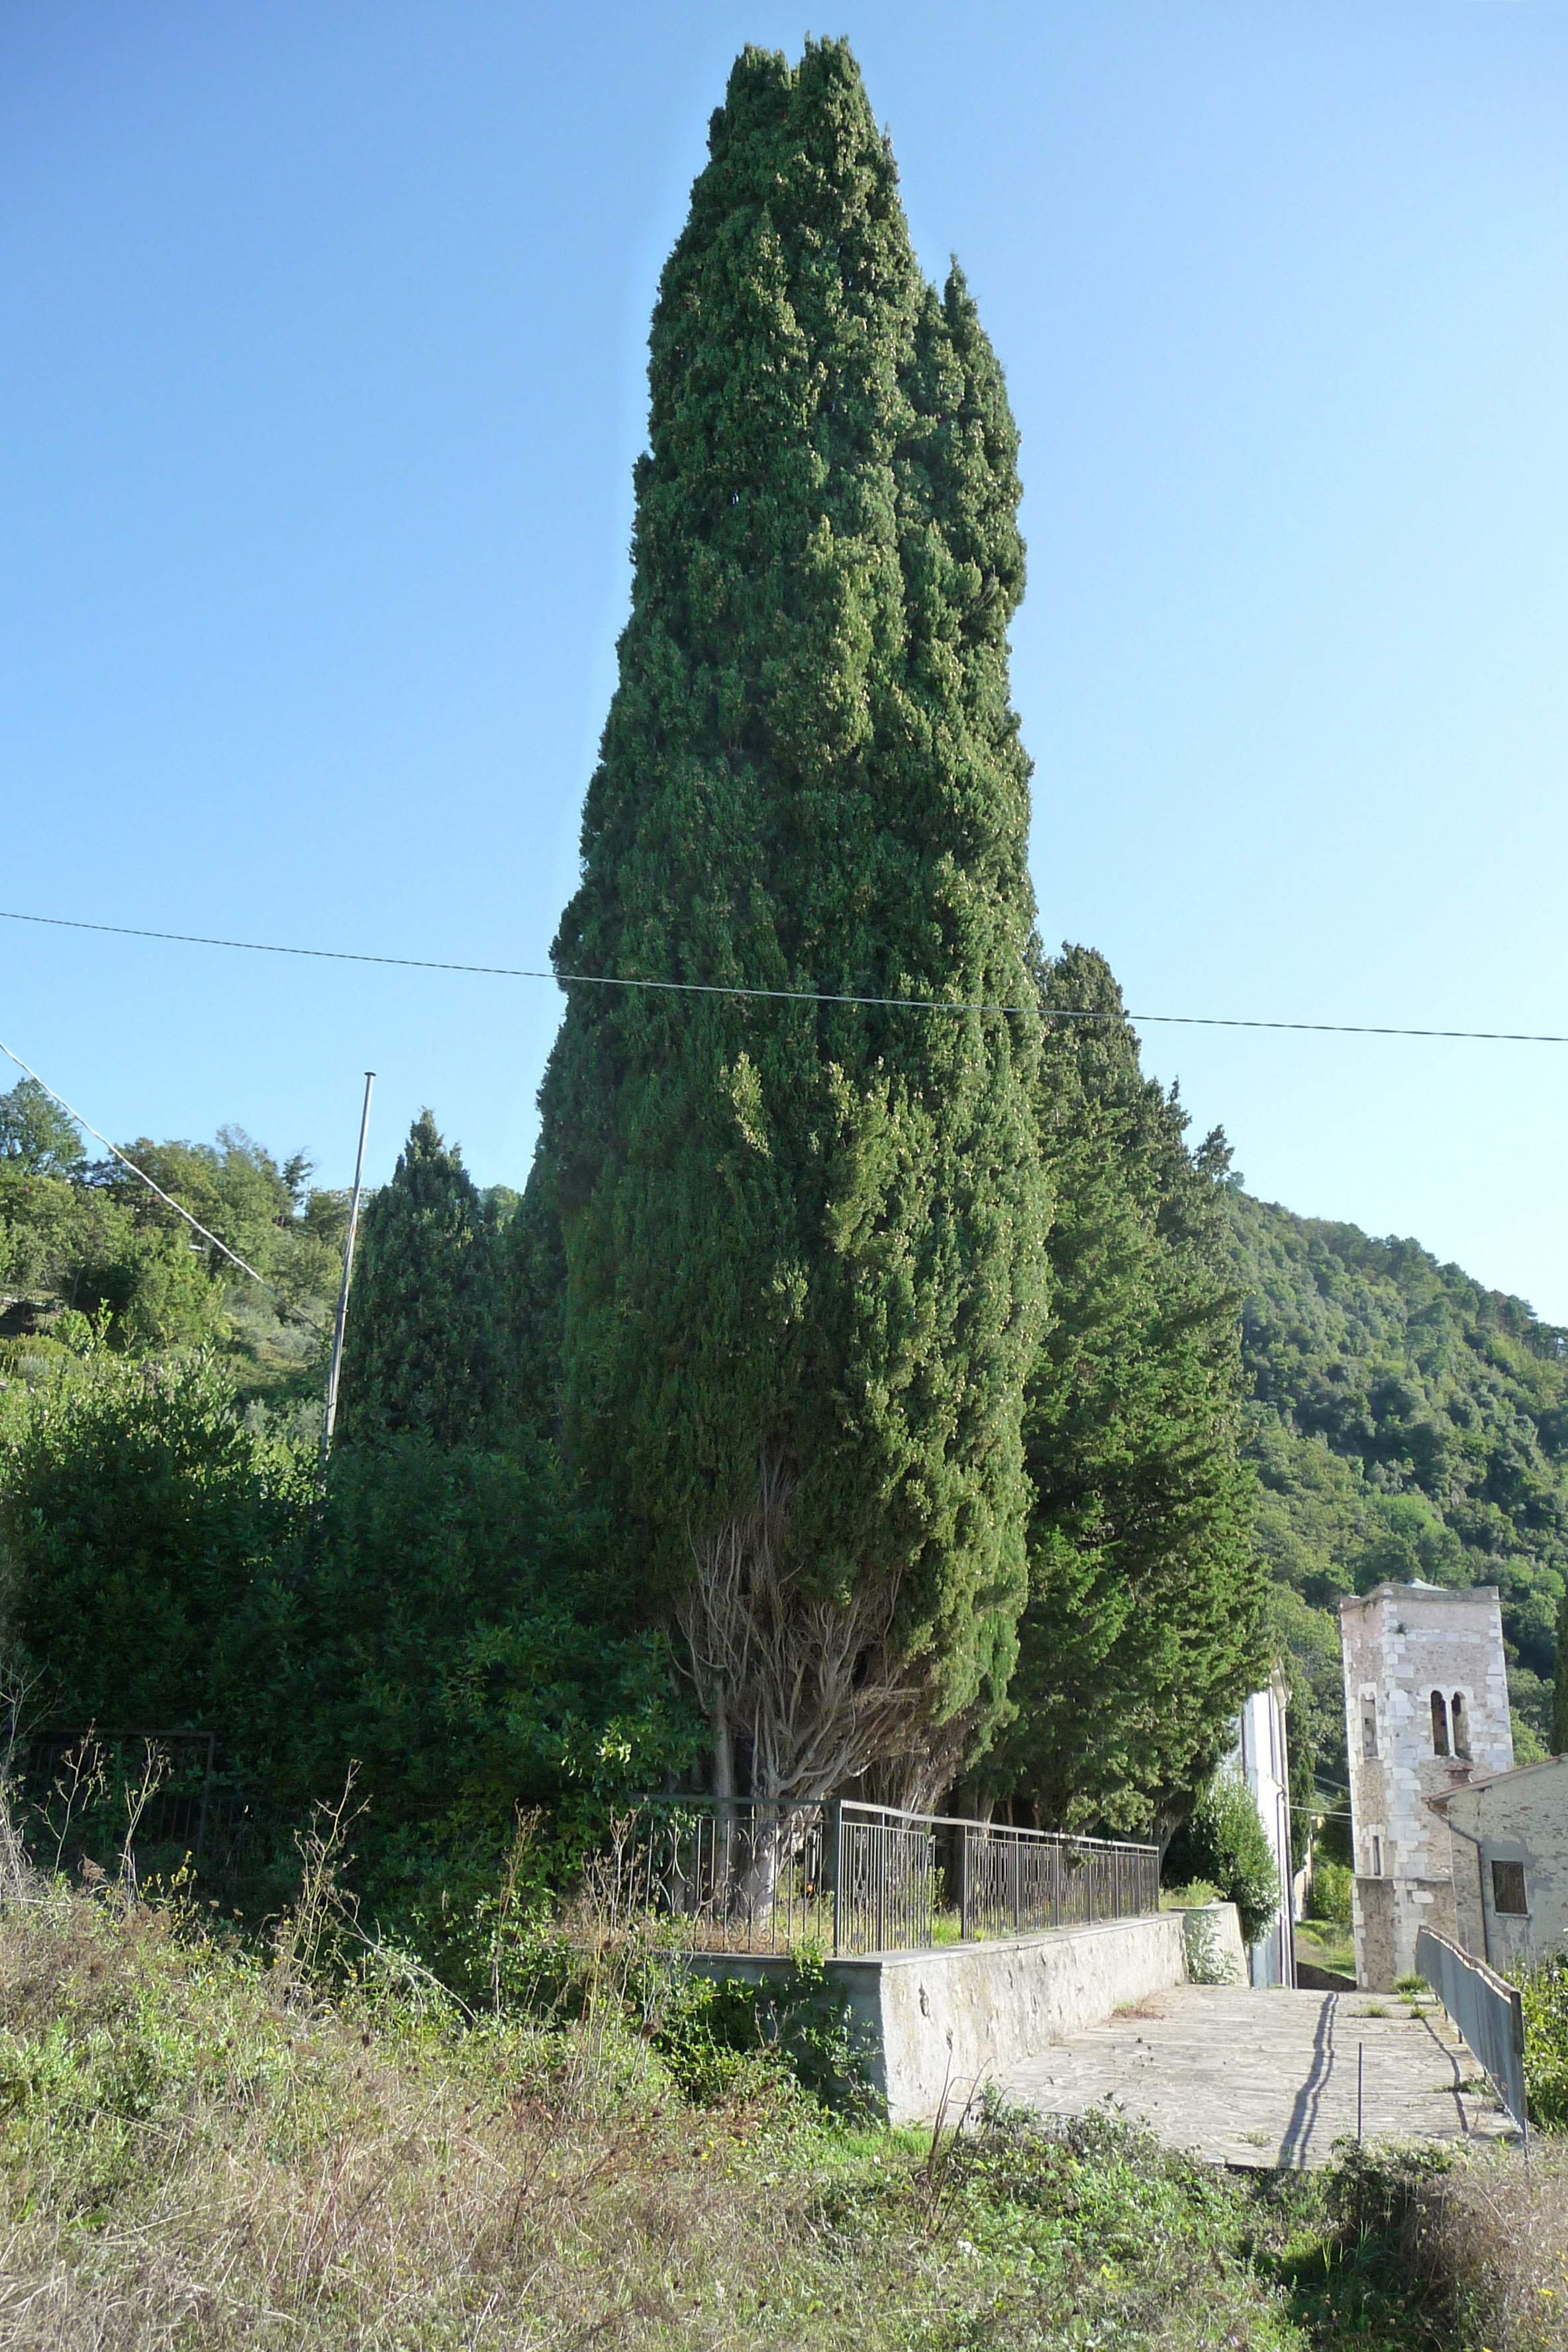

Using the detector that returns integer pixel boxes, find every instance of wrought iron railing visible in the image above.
[631,1796,1159,1956]
[20,1729,261,1885]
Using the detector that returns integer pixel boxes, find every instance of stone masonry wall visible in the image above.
[1435,1757,1568,1973]
[1340,1583,1512,1986]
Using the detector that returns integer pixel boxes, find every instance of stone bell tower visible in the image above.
[1339,1581,1513,1989]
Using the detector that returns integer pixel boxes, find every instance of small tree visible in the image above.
[0,1351,307,1733]
[1163,1767,1280,1947]
[0,1078,87,1179]
[337,1112,499,1447]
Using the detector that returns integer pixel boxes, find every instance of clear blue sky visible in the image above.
[5,2,1568,1312]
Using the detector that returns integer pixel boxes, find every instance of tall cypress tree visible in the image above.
[524,41,1047,1807]
[984,948,1267,1834]
[338,1111,499,1448]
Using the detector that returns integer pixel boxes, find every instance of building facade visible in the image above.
[1339,1581,1514,1989]
[1228,1667,1296,1986]
[1428,1757,1568,1972]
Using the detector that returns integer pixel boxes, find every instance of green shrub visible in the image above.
[1512,1949,1568,2128]
[0,1349,311,1734]
[272,1432,704,1925]
[1161,1767,1279,1945]
[654,1955,878,2116]
[1309,1856,1354,1926]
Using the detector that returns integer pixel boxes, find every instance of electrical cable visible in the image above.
[0,1038,279,1295]
[1,906,1564,1044]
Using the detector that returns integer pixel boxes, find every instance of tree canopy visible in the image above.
[337,1111,500,1449]
[1229,1193,1568,1774]
[0,1077,87,1180]
[982,949,1267,1833]
[523,39,1047,1806]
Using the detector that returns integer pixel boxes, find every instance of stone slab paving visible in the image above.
[1002,1984,1520,2169]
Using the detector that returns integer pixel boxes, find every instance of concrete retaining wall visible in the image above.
[1178,1901,1247,1986]
[694,1911,1189,2126]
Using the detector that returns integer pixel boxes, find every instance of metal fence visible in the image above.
[1415,1924,1528,2133]
[632,1796,1160,1957]
[21,1729,262,1885]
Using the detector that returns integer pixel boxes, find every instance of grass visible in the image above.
[0,1853,1560,2347]
[1296,1919,1357,1979]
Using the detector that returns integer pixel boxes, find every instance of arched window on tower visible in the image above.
[1431,1691,1450,1755]
[1451,1692,1469,1759]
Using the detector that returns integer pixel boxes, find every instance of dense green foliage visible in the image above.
[525,38,1048,1799]
[1308,1855,1354,1928]
[1163,1764,1281,1945]
[0,1351,307,1732]
[337,1110,501,1447]
[1229,1193,1568,1776]
[268,1434,702,1922]
[1512,1947,1568,2129]
[0,1069,1269,1878]
[984,951,1266,1832]
[0,1077,343,1403]
[0,1353,701,1921]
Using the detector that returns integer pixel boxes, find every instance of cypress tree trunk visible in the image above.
[528,41,1047,1810]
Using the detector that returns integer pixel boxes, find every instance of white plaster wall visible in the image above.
[1230,1675,1295,1986]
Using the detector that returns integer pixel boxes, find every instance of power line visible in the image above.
[1,906,1565,1044]
[0,1038,278,1295]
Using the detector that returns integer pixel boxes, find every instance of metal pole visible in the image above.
[1357,2043,1364,2145]
[830,1800,842,1957]
[320,1071,375,1476]
[194,1731,215,1869]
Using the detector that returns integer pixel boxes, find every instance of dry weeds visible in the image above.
[0,1828,1557,2350]
[0,1880,859,2350]
[1401,2139,1568,2351]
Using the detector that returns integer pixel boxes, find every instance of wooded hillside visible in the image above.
[1229,1191,1567,1780]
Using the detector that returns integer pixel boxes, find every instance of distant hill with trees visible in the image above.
[1228,1191,1568,1782]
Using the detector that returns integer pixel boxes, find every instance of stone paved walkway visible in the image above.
[1003,1984,1519,2169]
